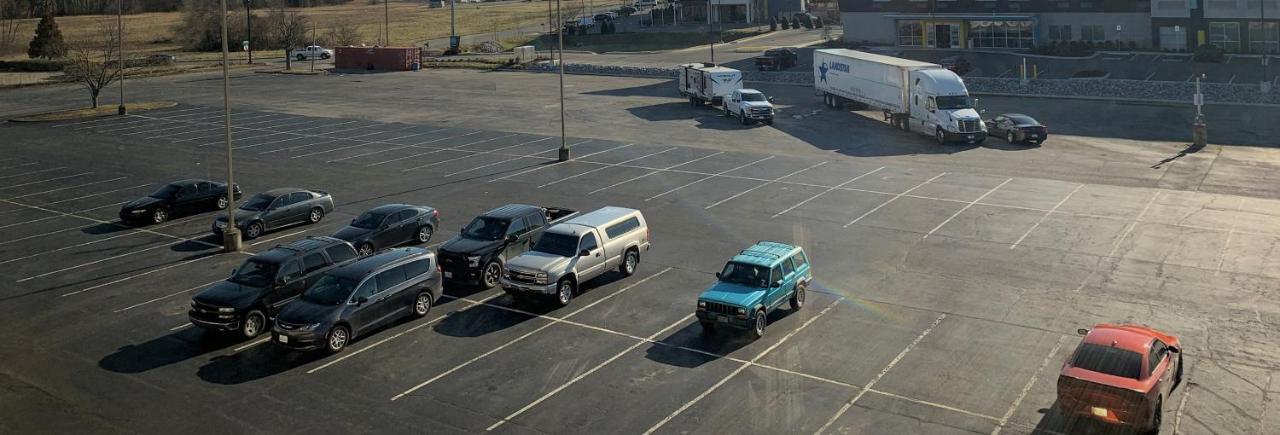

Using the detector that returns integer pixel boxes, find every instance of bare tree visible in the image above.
[63,20,121,108]
[267,6,307,70]
[324,17,361,47]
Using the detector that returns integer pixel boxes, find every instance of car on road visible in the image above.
[755,47,798,71]
[189,236,358,339]
[119,179,240,225]
[939,56,972,76]
[723,88,775,125]
[291,45,332,61]
[438,204,578,289]
[272,247,442,353]
[1057,323,1183,434]
[332,204,440,256]
[501,207,650,306]
[986,113,1049,144]
[696,242,811,339]
[212,188,334,240]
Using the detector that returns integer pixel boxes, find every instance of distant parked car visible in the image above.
[938,56,972,76]
[696,241,811,339]
[332,204,440,256]
[120,179,240,225]
[212,188,334,240]
[291,45,332,61]
[986,113,1048,144]
[618,6,636,15]
[148,53,177,65]
[1057,323,1182,434]
[755,47,798,71]
[272,247,442,353]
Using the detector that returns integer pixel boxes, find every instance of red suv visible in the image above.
[1057,323,1183,434]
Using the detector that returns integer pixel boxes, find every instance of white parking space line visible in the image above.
[16,239,184,282]
[0,224,85,247]
[123,121,205,137]
[247,229,314,247]
[1105,191,1160,259]
[8,177,127,199]
[487,142,634,183]
[195,131,290,147]
[1228,74,1236,84]
[94,119,166,134]
[61,253,240,297]
[441,144,565,178]
[169,323,192,331]
[644,298,844,435]
[1144,71,1157,81]
[773,166,885,218]
[219,112,297,127]
[114,279,224,313]
[646,156,775,202]
[0,198,125,218]
[363,131,488,166]
[990,336,1067,435]
[587,152,724,195]
[0,172,91,190]
[258,137,344,155]
[844,173,947,228]
[1010,184,1083,249]
[705,161,827,209]
[233,337,271,352]
[923,178,1012,239]
[396,134,525,171]
[391,267,673,401]
[538,147,677,188]
[44,183,153,205]
[402,137,557,173]
[0,198,224,252]
[0,162,38,171]
[487,313,696,431]
[292,131,437,159]
[1215,197,1245,274]
[0,214,64,229]
[814,313,947,435]
[0,166,67,181]
[305,292,505,374]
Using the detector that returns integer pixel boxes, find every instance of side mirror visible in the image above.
[460,226,466,234]
[355,296,369,305]
[715,272,722,279]
[772,280,783,288]
[507,235,519,243]
[1076,328,1089,336]
[579,249,591,257]
[768,96,775,103]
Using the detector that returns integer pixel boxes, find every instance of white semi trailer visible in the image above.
[813,48,986,144]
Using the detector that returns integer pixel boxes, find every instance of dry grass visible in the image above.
[10,100,177,121]
[0,0,624,60]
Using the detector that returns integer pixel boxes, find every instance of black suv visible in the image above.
[189,236,358,339]
[272,247,442,353]
[437,204,577,289]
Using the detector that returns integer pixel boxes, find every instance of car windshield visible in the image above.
[1010,115,1038,126]
[718,262,770,288]
[742,93,766,102]
[532,232,579,257]
[239,193,275,211]
[462,216,509,241]
[228,259,276,287]
[936,95,972,110]
[149,184,180,199]
[1071,343,1143,379]
[351,211,387,229]
[302,275,358,306]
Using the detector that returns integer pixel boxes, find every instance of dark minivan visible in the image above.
[189,236,358,339]
[272,247,442,353]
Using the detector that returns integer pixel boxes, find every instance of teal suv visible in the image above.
[696,241,812,339]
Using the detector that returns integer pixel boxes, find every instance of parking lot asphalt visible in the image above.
[1,101,1279,434]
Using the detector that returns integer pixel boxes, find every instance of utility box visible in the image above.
[335,46,421,71]
[514,45,536,63]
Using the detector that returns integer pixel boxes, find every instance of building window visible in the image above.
[970,21,1034,49]
[1210,22,1241,53]
[1049,25,1073,41]
[897,21,923,47]
[1249,22,1279,54]
[1159,26,1187,51]
[1081,25,1105,41]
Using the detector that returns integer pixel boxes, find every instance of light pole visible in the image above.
[310,21,316,72]
[244,0,252,64]
[557,0,569,162]
[116,0,125,115]
[1193,74,1207,149]
[385,0,390,45]
[219,0,241,252]
[1263,0,1271,92]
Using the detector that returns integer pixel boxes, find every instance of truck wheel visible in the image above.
[740,111,750,125]
[413,292,432,317]
[555,278,575,307]
[358,243,375,257]
[723,105,731,117]
[1145,399,1162,435]
[619,249,639,276]
[151,208,168,224]
[790,285,806,310]
[481,261,502,289]
[936,128,947,145]
[749,309,767,339]
[244,221,263,239]
[241,309,266,339]
[1007,131,1016,143]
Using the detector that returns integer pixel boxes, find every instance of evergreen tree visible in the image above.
[27,13,66,59]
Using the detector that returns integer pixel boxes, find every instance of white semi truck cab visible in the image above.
[907,69,986,144]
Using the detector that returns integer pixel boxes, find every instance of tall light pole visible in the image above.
[245,0,253,64]
[556,0,569,162]
[385,0,390,45]
[1263,0,1270,91]
[116,0,125,115]
[219,0,241,252]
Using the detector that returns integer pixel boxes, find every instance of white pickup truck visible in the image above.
[500,207,650,307]
[291,45,333,61]
[722,89,775,125]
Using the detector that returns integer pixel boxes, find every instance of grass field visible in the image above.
[0,0,625,60]
[506,29,767,53]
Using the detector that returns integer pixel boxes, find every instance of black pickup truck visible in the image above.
[755,47,798,71]
[437,204,578,289]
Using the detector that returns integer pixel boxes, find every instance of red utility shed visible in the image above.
[335,46,421,71]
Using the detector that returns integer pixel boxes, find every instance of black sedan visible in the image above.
[986,113,1049,144]
[332,204,440,256]
[119,179,240,225]
[213,188,335,239]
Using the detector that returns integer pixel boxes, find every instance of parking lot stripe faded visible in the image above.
[773,166,885,218]
[0,166,67,181]
[16,239,192,282]
[43,183,153,205]
[0,198,224,253]
[363,131,487,166]
[442,141,580,178]
[587,152,725,195]
[0,162,39,171]
[538,147,677,188]
[396,134,525,171]
[61,253,242,297]
[291,131,438,159]
[0,172,90,190]
[487,142,634,182]
[705,161,827,209]
[114,279,224,313]
[390,267,672,401]
[646,156,774,202]
[814,313,947,435]
[844,173,947,228]
[1105,190,1160,259]
[403,137,556,173]
[169,323,192,331]
[486,313,697,431]
[644,297,844,435]
[990,335,1066,435]
[1010,184,1083,249]
[923,178,1012,239]
[8,177,127,199]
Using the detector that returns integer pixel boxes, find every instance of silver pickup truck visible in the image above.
[500,206,650,306]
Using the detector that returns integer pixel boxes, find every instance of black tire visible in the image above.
[723,105,731,117]
[790,284,806,310]
[689,96,698,107]
[481,261,502,289]
[244,221,264,240]
[151,208,168,224]
[619,249,639,276]
[321,53,330,60]
[749,309,767,339]
[240,309,266,339]
[936,128,947,145]
[358,242,375,257]
[412,292,432,317]
[555,278,575,307]
[415,225,434,244]
[307,207,324,224]
[1174,356,1184,388]
[740,111,750,125]
[215,196,228,210]
[324,325,350,354]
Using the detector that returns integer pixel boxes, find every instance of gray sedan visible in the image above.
[332,204,440,256]
[212,188,335,239]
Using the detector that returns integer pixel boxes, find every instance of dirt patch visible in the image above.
[10,101,178,122]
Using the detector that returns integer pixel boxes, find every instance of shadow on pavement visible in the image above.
[644,308,798,368]
[197,344,324,385]
[99,328,239,374]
